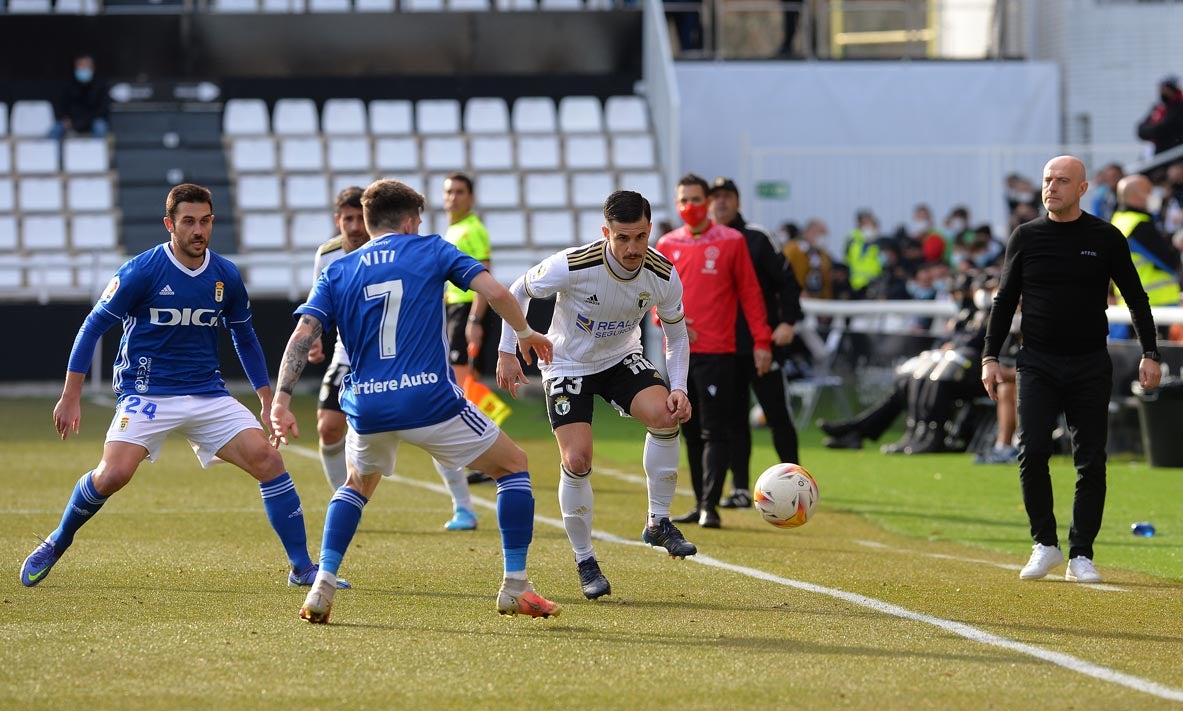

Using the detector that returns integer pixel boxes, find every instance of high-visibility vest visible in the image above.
[845,229,881,291]
[1111,210,1181,306]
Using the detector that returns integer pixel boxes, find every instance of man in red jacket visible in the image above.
[655,173,772,528]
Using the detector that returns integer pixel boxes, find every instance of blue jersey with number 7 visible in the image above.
[296,232,487,433]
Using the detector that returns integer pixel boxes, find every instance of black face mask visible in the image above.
[1163,91,1177,104]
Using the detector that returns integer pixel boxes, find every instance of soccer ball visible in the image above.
[753,463,819,528]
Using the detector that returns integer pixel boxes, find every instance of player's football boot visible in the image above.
[642,517,698,559]
[289,563,352,589]
[576,557,611,599]
[299,576,338,624]
[444,507,478,531]
[497,581,562,618]
[20,537,62,587]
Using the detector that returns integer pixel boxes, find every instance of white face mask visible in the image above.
[910,219,931,235]
[862,227,878,240]
[947,218,966,234]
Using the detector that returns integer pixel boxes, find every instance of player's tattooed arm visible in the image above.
[277,315,323,396]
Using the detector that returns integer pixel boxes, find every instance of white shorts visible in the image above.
[105,394,263,468]
[347,401,499,476]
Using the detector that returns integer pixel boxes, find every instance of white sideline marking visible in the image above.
[282,444,1183,703]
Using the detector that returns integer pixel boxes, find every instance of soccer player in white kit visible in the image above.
[496,190,695,600]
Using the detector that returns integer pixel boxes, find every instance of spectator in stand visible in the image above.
[1088,163,1124,222]
[49,54,110,140]
[908,204,946,265]
[866,241,910,301]
[943,206,974,265]
[1111,174,1181,340]
[966,225,1005,271]
[844,209,883,298]
[1137,75,1183,155]
[665,0,705,52]
[1159,161,1183,238]
[1009,201,1040,234]
[784,219,834,299]
[1005,173,1040,214]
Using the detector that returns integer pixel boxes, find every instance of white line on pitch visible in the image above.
[282,444,1183,704]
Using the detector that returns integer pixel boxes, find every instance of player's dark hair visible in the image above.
[361,179,425,233]
[335,186,363,213]
[445,172,474,193]
[166,183,213,220]
[677,173,709,196]
[603,190,651,224]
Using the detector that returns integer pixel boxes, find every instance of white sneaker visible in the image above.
[1019,543,1064,580]
[1065,556,1102,583]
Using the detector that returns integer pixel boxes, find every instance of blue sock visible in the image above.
[496,472,534,575]
[259,473,312,572]
[50,471,108,551]
[319,487,367,576]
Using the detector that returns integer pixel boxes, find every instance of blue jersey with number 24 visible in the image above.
[296,232,487,434]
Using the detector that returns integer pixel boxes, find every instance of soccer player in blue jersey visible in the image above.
[270,179,561,623]
[20,183,346,591]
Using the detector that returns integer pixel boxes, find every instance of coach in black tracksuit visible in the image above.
[982,156,1161,584]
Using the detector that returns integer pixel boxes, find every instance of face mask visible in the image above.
[972,252,992,268]
[862,227,878,240]
[950,252,965,268]
[1163,92,1176,104]
[947,218,966,234]
[678,202,709,228]
[75,68,93,83]
[933,277,950,293]
[910,219,930,235]
[906,281,935,299]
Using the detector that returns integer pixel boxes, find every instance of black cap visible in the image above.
[710,177,739,196]
[1162,74,1180,90]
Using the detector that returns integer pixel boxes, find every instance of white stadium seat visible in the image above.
[605,96,649,132]
[62,137,108,174]
[0,178,14,211]
[355,0,395,10]
[416,99,461,135]
[55,0,100,13]
[245,264,297,293]
[70,213,119,251]
[230,137,278,173]
[11,101,54,138]
[403,0,444,9]
[516,135,560,170]
[273,98,319,135]
[464,98,510,134]
[309,0,350,11]
[17,176,63,212]
[21,214,68,251]
[374,137,419,172]
[478,173,520,208]
[381,174,425,200]
[558,96,603,133]
[540,0,581,10]
[331,174,375,196]
[563,135,608,169]
[322,98,368,135]
[8,1,53,16]
[495,0,536,9]
[237,174,283,210]
[619,170,665,206]
[422,136,466,171]
[223,99,270,136]
[290,211,335,249]
[0,142,11,175]
[570,171,615,207]
[212,0,258,12]
[327,137,371,172]
[470,135,513,170]
[15,140,59,174]
[511,97,557,134]
[577,209,605,244]
[239,212,288,251]
[280,136,325,172]
[285,174,330,210]
[530,209,576,248]
[450,0,490,8]
[26,251,76,290]
[263,0,306,12]
[369,100,413,135]
[0,254,21,290]
[523,172,567,208]
[0,215,16,251]
[0,102,8,137]
[66,176,114,211]
[611,134,655,169]
[481,210,527,249]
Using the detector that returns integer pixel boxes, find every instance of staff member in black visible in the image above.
[981,155,1162,584]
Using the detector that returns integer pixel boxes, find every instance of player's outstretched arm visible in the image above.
[53,371,86,441]
[469,271,553,366]
[271,314,323,446]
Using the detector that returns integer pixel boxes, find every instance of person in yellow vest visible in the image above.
[844,209,882,297]
[1111,174,1181,338]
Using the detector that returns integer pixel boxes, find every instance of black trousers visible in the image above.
[681,353,739,512]
[1016,346,1112,560]
[730,355,799,490]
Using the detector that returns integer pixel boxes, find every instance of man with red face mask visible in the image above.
[1137,75,1183,155]
[655,173,772,528]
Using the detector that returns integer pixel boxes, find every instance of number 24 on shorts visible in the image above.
[122,396,158,421]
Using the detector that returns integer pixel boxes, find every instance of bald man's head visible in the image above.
[1042,155,1089,220]
[1116,174,1151,211]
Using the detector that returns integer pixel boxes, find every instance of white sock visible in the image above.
[433,459,472,510]
[559,465,595,560]
[644,429,680,526]
[320,438,348,490]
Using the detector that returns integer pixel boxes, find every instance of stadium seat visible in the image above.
[0,142,11,175]
[478,173,521,208]
[54,0,100,13]
[558,96,604,134]
[11,102,54,139]
[530,209,576,248]
[374,137,419,172]
[355,0,395,10]
[21,214,68,251]
[230,137,278,173]
[70,213,119,251]
[470,135,513,170]
[511,97,557,134]
[0,215,16,251]
[403,0,444,9]
[8,0,53,14]
[279,136,325,172]
[239,212,288,251]
[285,174,329,210]
[0,102,8,137]
[263,0,306,12]
[290,210,334,249]
[450,0,490,8]
[273,99,319,135]
[223,99,270,136]
[605,96,649,132]
[309,0,350,11]
[211,0,258,12]
[389,173,426,199]
[327,137,371,172]
[331,173,374,195]
[576,208,605,243]
[490,249,540,285]
[494,0,536,8]
[539,0,581,10]
[369,100,413,135]
[611,134,655,169]
[517,135,560,170]
[0,178,13,211]
[619,170,664,206]
[27,252,76,291]
[62,137,108,173]
[570,171,615,207]
[563,135,608,169]
[422,136,467,171]
[0,254,21,290]
[66,176,114,211]
[523,172,567,208]
[464,98,510,134]
[245,263,297,293]
[322,98,368,135]
[482,210,527,249]
[237,174,283,210]
[416,99,461,135]
[14,140,59,174]
[17,176,63,212]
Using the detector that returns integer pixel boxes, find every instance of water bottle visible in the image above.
[1131,522,1156,537]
